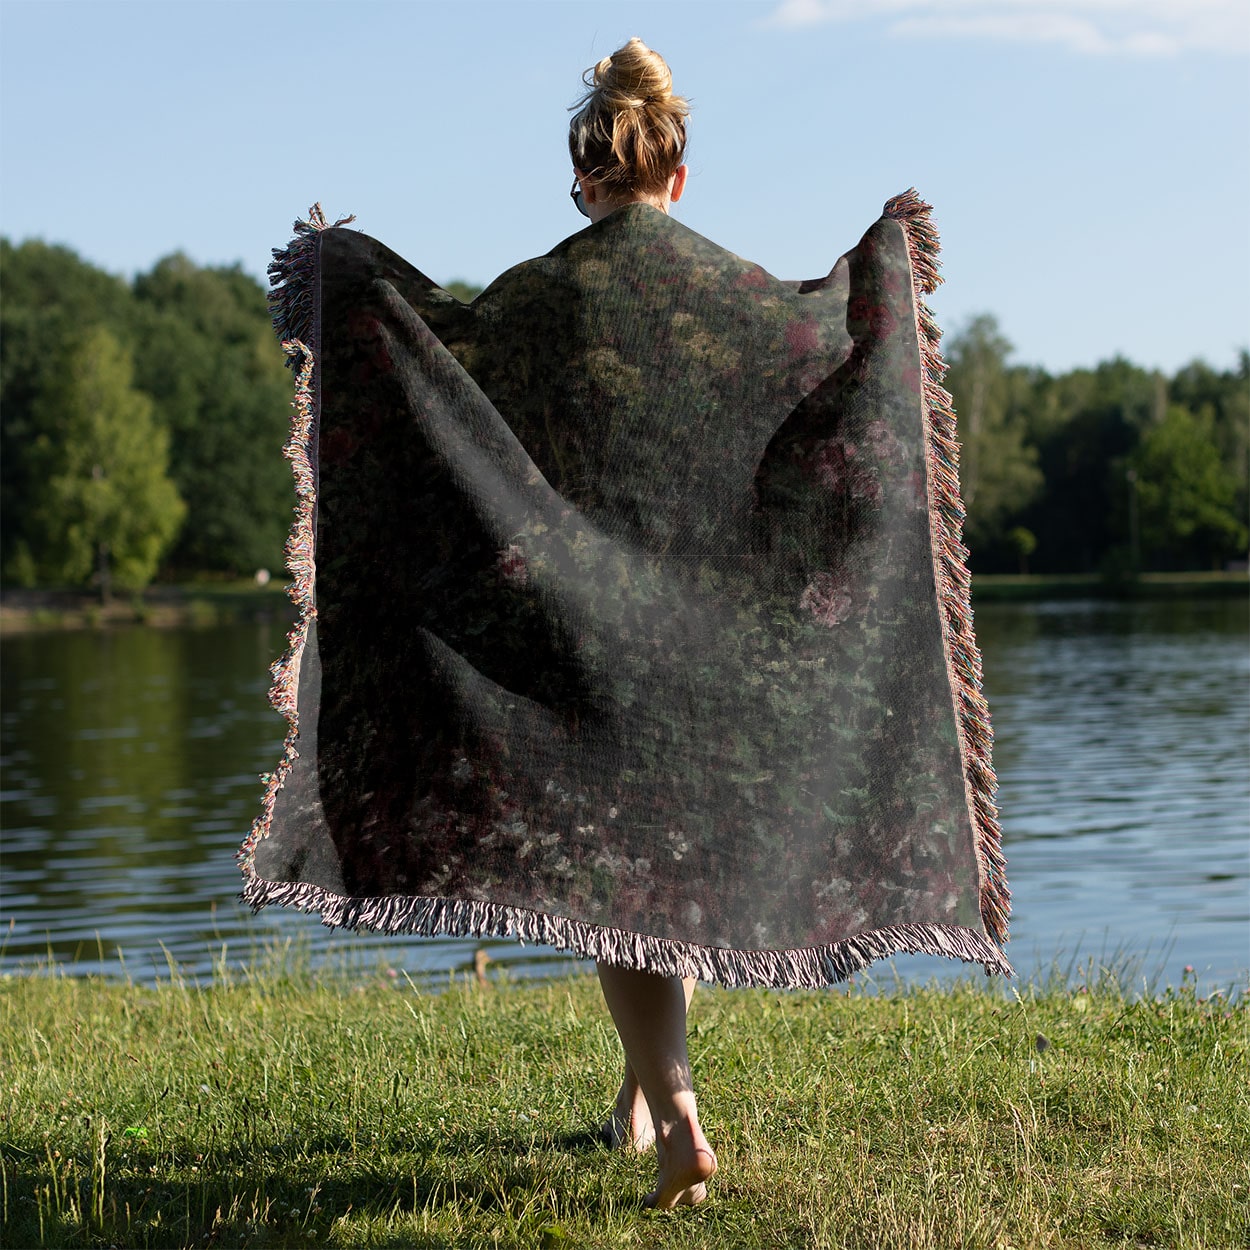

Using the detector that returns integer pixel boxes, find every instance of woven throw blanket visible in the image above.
[239,191,1012,987]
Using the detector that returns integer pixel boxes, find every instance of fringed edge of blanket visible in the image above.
[240,874,1014,987]
[883,188,1011,949]
[265,202,355,352]
[238,205,350,883]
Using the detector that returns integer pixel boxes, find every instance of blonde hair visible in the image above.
[568,38,689,197]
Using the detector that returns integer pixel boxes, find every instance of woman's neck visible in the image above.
[585,192,669,225]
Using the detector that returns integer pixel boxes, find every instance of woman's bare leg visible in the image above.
[602,1056,654,1151]
[596,964,716,1207]
[602,978,696,1152]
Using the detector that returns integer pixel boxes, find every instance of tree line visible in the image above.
[1,238,1246,596]
[945,316,1247,575]
[2,239,295,596]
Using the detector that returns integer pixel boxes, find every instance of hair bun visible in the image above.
[594,36,673,109]
[569,38,689,197]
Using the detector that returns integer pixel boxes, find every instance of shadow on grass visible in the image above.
[5,1124,633,1249]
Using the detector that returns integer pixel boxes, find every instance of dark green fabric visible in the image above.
[246,203,1009,981]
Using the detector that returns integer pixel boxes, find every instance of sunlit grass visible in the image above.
[2,957,1245,1248]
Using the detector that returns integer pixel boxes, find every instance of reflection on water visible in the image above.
[2,598,1246,990]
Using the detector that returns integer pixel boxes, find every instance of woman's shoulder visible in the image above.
[482,205,800,313]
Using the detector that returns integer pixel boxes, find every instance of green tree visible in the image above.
[943,315,1043,559]
[1007,526,1037,574]
[444,279,483,304]
[1,239,138,578]
[1169,353,1250,541]
[1021,357,1161,573]
[22,327,185,598]
[1131,405,1246,569]
[131,255,292,574]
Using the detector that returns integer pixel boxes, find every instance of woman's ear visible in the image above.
[669,164,689,203]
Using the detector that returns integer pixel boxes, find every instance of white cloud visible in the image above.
[767,0,1250,57]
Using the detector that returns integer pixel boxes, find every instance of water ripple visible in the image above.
[2,602,1246,991]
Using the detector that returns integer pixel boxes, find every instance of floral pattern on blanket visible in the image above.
[258,204,988,954]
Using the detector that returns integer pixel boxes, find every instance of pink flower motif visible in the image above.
[811,439,849,491]
[808,439,883,504]
[853,470,883,506]
[800,572,853,626]
[495,544,528,586]
[869,303,897,339]
[865,420,893,457]
[784,319,819,362]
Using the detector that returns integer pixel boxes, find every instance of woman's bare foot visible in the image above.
[644,1116,717,1209]
[601,1070,655,1151]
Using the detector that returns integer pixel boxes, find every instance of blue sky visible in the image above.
[2,0,1247,375]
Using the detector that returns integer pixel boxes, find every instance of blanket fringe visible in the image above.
[266,203,355,361]
[239,205,350,879]
[883,188,1011,946]
[241,874,1014,987]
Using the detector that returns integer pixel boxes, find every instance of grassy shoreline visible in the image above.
[1,571,1245,634]
[970,570,1248,602]
[2,966,1245,1249]
[0,582,293,634]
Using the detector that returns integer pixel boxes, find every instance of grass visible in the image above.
[971,571,1248,602]
[0,580,292,634]
[1,959,1246,1249]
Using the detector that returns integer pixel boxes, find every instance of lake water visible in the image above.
[2,598,1247,993]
